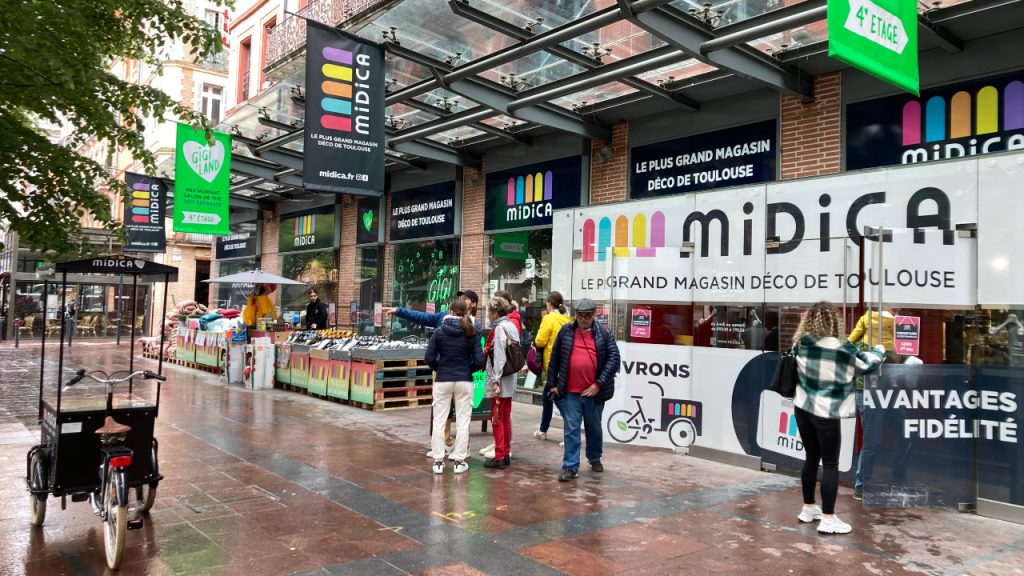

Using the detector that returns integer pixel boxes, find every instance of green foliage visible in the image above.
[0,0,225,257]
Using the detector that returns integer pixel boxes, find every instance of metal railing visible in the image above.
[241,70,251,101]
[265,0,384,69]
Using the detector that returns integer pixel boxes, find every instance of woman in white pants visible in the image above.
[424,298,485,474]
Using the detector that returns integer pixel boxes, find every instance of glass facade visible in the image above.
[280,251,337,327]
[355,246,383,336]
[390,238,460,340]
[213,258,258,309]
[487,228,552,344]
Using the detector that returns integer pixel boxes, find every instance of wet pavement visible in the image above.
[1,340,1023,575]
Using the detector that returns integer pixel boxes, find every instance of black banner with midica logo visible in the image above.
[485,156,582,231]
[123,172,167,253]
[303,21,385,196]
[279,205,336,253]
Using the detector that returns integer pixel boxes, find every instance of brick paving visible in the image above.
[1,340,1023,575]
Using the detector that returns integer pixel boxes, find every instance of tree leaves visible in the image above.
[0,0,224,257]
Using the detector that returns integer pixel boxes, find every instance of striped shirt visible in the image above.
[792,334,884,419]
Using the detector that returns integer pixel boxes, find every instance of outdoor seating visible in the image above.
[75,314,98,337]
[18,316,35,337]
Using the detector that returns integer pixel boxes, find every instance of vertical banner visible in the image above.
[303,21,385,196]
[123,172,167,252]
[174,123,231,235]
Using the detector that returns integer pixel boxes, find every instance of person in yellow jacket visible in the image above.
[242,284,278,327]
[848,308,896,351]
[532,291,572,440]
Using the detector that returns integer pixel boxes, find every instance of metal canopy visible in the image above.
[222,0,1004,187]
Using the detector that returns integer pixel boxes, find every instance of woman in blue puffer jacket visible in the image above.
[424,297,484,475]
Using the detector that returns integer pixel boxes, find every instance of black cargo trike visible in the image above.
[26,255,176,570]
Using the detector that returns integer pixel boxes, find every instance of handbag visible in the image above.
[526,345,542,375]
[498,325,525,376]
[770,349,800,399]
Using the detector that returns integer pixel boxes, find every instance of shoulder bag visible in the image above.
[770,348,800,399]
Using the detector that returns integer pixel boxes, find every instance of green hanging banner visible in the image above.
[173,123,231,235]
[828,0,919,95]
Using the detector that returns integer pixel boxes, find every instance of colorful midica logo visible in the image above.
[293,214,317,247]
[505,170,554,221]
[130,180,159,225]
[319,46,372,135]
[582,211,665,262]
[900,80,1024,163]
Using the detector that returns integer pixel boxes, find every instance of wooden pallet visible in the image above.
[350,396,433,411]
[375,384,432,401]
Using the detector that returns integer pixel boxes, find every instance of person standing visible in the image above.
[478,290,522,460]
[304,289,328,330]
[546,298,620,482]
[532,292,571,440]
[424,298,484,475]
[383,289,480,460]
[483,297,519,470]
[792,302,884,534]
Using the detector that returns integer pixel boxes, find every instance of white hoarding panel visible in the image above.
[550,209,575,301]
[691,185,767,303]
[978,154,1024,307]
[863,228,977,307]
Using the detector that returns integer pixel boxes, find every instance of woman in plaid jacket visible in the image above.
[791,302,884,535]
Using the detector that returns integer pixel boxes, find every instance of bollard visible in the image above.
[13,318,19,348]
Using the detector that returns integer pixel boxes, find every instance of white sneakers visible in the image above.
[478,443,495,455]
[533,430,547,440]
[817,515,852,534]
[432,460,444,474]
[453,460,468,474]
[798,506,852,534]
[797,505,822,523]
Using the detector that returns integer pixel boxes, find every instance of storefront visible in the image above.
[278,203,339,327]
[354,195,383,335]
[552,150,1024,520]
[388,180,458,341]
[212,215,260,309]
[485,154,586,346]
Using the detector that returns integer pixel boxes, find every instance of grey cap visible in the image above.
[573,298,597,312]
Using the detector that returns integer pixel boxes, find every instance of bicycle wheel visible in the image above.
[103,469,127,570]
[606,410,639,443]
[136,483,157,514]
[667,418,698,448]
[28,450,47,527]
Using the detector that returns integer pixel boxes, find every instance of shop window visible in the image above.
[214,258,258,309]
[280,251,337,326]
[356,246,383,335]
[391,239,460,340]
[487,229,552,344]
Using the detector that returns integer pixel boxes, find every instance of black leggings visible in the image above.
[794,407,842,514]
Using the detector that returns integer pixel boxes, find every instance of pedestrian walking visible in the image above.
[483,296,519,470]
[532,292,571,441]
[424,298,484,475]
[546,298,620,482]
[792,301,884,534]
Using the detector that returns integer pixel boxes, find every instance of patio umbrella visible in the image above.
[202,269,306,285]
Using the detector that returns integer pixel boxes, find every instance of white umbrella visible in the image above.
[202,269,307,285]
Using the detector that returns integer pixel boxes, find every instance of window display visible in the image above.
[213,258,257,309]
[487,229,552,344]
[280,251,337,326]
[356,246,382,335]
[390,239,459,340]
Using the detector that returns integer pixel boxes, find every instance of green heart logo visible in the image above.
[362,210,373,232]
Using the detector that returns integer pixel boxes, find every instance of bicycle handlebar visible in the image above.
[64,369,166,387]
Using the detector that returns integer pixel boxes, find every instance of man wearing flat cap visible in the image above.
[545,298,621,482]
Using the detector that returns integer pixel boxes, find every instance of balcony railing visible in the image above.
[265,0,384,70]
[241,70,251,101]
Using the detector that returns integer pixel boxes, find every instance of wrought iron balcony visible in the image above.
[265,0,384,70]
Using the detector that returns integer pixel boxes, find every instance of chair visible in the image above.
[18,316,35,338]
[76,314,98,337]
[103,315,120,336]
[45,319,63,337]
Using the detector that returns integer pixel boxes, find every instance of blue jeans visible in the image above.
[556,393,604,471]
[539,387,554,433]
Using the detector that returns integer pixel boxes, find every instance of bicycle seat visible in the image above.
[95,416,131,435]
